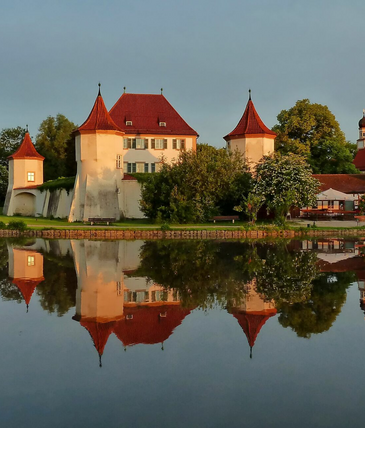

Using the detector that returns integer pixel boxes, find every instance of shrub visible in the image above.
[160,223,171,231]
[7,220,27,231]
[0,221,6,229]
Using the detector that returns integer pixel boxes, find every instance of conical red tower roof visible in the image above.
[224,95,276,140]
[11,277,44,305]
[80,320,116,359]
[8,132,44,160]
[232,310,276,352]
[78,87,123,133]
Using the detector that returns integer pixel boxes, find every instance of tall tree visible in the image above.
[273,99,358,174]
[253,153,320,224]
[0,126,27,166]
[35,114,77,181]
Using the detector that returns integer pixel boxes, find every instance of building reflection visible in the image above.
[71,240,193,366]
[6,237,365,364]
[302,239,365,316]
[8,243,44,312]
[227,281,277,358]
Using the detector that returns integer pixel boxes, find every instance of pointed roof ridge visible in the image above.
[78,90,124,133]
[224,98,276,140]
[8,132,44,160]
[232,310,277,349]
[11,277,44,305]
[80,320,116,358]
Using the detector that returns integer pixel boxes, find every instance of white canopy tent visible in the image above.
[317,188,357,201]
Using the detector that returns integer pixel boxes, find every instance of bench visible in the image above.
[210,215,239,224]
[88,218,115,226]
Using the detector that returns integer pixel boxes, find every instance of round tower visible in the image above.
[353,111,365,173]
[3,132,44,216]
[223,90,276,169]
[68,85,125,222]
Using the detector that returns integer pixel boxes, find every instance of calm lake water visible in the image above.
[1,237,365,428]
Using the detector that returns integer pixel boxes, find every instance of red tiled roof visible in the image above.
[13,185,41,190]
[114,305,192,346]
[353,149,365,171]
[109,93,198,136]
[11,277,44,305]
[232,310,277,349]
[78,92,123,133]
[318,256,365,273]
[122,174,137,181]
[8,132,44,161]
[224,99,276,140]
[313,174,365,194]
[80,320,116,357]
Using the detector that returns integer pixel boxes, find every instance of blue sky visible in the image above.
[0,0,363,146]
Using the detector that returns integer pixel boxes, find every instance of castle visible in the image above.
[3,88,275,220]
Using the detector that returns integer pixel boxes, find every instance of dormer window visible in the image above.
[126,120,133,126]
[159,121,166,127]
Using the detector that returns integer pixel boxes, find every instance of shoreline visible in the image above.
[1,227,365,240]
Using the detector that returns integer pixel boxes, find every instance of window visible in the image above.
[151,139,167,150]
[27,255,35,266]
[144,163,149,173]
[126,120,133,126]
[151,162,161,173]
[127,162,137,173]
[27,172,35,182]
[172,139,185,150]
[123,138,148,149]
[126,314,133,320]
[116,281,123,296]
[159,121,166,127]
[116,155,123,169]
[136,162,145,173]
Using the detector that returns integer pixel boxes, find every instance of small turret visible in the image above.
[224,90,276,168]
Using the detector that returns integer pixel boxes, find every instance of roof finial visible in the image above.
[99,353,102,368]
[161,88,163,95]
[123,86,126,94]
[250,346,253,359]
[249,89,252,101]
[98,83,101,96]
[26,124,28,133]
[363,109,365,117]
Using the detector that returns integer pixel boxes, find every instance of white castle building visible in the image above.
[4,88,275,220]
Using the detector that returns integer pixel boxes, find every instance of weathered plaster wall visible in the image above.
[120,180,144,219]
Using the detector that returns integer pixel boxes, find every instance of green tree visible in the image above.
[0,126,27,166]
[309,139,359,174]
[139,146,251,223]
[35,114,77,181]
[273,99,357,174]
[0,165,8,205]
[253,153,320,224]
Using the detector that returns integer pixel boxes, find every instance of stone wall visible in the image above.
[1,228,365,240]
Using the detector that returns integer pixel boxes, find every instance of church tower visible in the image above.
[69,85,125,222]
[353,111,365,172]
[224,91,276,168]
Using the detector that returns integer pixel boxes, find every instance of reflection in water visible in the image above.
[0,237,364,364]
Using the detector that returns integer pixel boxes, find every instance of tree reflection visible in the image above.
[278,271,356,338]
[36,251,77,317]
[137,240,351,338]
